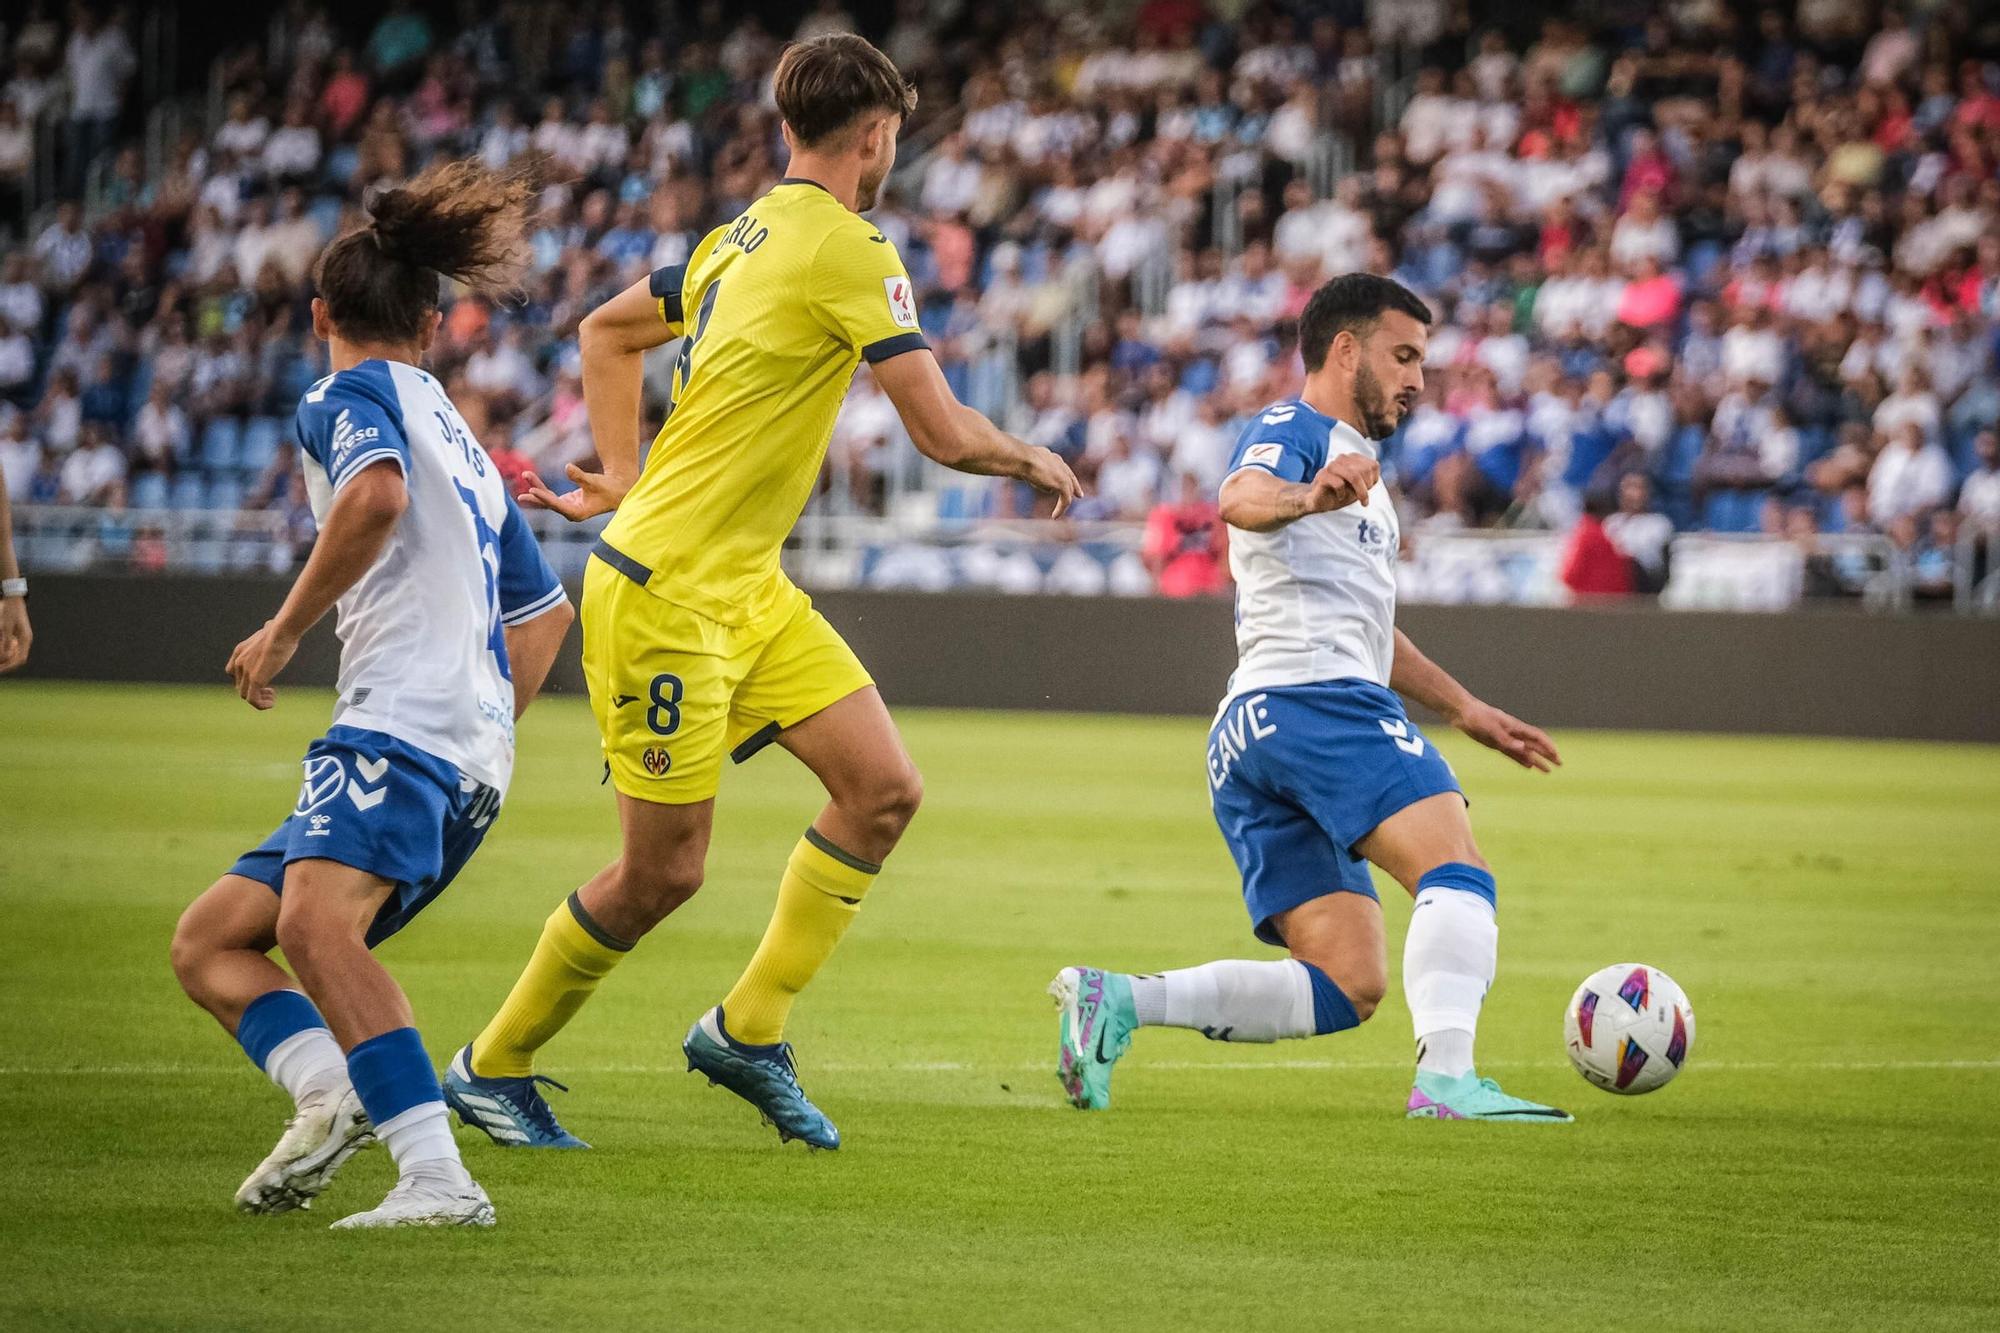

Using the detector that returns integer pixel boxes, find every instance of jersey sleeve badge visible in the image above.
[883,276,919,329]
[1240,442,1285,471]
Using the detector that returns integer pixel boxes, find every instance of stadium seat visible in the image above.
[204,476,246,511]
[128,471,168,510]
[168,473,206,511]
[240,417,283,475]
[198,417,242,474]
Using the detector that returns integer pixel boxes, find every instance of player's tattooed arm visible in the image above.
[0,461,29,673]
[873,349,1083,517]
[1217,454,1379,533]
[1390,628,1562,773]
[227,460,408,710]
[523,276,676,521]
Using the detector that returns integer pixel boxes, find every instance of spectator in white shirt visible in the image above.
[131,383,189,472]
[212,93,271,160]
[921,134,981,217]
[1603,472,1674,593]
[60,422,128,505]
[1609,190,1680,267]
[0,414,39,501]
[34,202,93,293]
[64,7,137,196]
[1956,431,2000,532]
[1873,366,1942,444]
[1867,422,1954,526]
[261,99,322,185]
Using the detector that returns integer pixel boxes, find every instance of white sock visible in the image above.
[375,1101,471,1187]
[1128,960,1316,1042]
[1403,887,1498,1078]
[263,1027,349,1108]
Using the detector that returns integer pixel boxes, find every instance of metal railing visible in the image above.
[1954,522,2000,613]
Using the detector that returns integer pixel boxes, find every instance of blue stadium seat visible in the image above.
[169,472,206,511]
[240,417,283,475]
[128,471,168,510]
[199,416,242,474]
[204,476,246,511]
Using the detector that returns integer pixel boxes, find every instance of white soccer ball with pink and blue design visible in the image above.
[1564,963,1694,1095]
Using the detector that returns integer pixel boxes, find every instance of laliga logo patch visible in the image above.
[294,755,345,816]
[1241,442,1284,471]
[882,277,918,329]
[642,746,672,777]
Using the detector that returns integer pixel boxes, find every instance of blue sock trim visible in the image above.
[347,1027,444,1126]
[1417,862,1497,911]
[236,989,328,1071]
[1299,962,1361,1035]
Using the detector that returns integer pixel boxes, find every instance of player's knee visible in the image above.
[168,907,212,993]
[1343,969,1388,1023]
[616,858,704,923]
[872,765,923,834]
[273,901,358,979]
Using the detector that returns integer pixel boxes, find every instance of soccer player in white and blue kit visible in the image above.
[168,161,575,1226]
[1051,275,1573,1122]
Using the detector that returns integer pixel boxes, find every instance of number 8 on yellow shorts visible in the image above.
[582,541,874,803]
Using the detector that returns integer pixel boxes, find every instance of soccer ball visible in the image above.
[1563,963,1695,1095]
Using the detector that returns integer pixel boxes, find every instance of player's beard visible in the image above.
[1353,362,1403,440]
[856,160,889,212]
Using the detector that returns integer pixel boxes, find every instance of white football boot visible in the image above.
[329,1172,496,1230]
[235,1085,376,1214]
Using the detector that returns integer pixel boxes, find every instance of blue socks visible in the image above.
[1416,861,1497,910]
[346,1027,445,1128]
[1300,962,1362,1035]
[236,988,327,1070]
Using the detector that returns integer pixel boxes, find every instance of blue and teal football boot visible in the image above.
[682,1008,840,1150]
[442,1044,591,1148]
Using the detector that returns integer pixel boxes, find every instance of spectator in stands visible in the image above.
[62,4,136,197]
[0,317,33,404]
[1558,490,1635,598]
[59,420,125,504]
[1959,431,2000,532]
[131,382,188,475]
[34,201,92,293]
[1867,421,1955,527]
[1143,471,1228,598]
[33,367,81,453]
[0,100,29,233]
[0,415,39,498]
[1603,472,1673,594]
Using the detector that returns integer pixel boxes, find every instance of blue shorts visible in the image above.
[1207,679,1463,946]
[228,726,502,947]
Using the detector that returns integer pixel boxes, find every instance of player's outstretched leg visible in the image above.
[172,874,376,1214]
[1361,797,1571,1123]
[1050,952,1367,1110]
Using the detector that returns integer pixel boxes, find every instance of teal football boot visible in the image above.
[1406,1070,1574,1122]
[1048,966,1138,1110]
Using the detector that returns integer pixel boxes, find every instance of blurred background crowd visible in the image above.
[1,0,1997,606]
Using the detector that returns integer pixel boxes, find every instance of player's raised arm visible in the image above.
[1389,627,1561,772]
[871,350,1081,516]
[1218,454,1379,533]
[522,268,686,521]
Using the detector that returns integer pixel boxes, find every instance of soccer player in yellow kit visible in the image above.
[442,34,1081,1150]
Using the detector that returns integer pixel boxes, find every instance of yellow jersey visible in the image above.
[597,178,927,625]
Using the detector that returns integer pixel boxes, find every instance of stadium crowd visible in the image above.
[1,0,1998,599]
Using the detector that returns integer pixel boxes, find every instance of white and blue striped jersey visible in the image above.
[1222,397,1398,701]
[295,358,564,797]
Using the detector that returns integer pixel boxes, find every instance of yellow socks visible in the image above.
[721,829,880,1044]
[470,892,633,1078]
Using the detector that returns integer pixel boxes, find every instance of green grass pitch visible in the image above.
[3,681,1997,1330]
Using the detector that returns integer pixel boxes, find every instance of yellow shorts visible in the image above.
[581,549,873,803]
